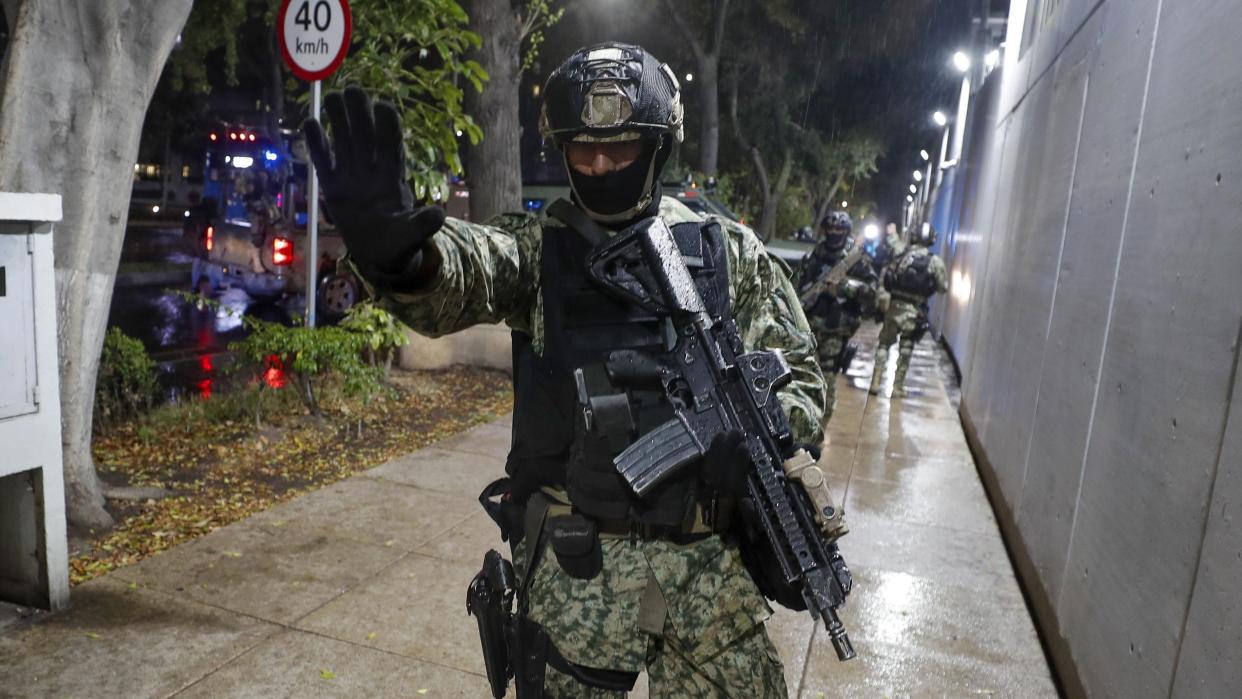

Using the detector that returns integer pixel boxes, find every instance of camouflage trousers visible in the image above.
[519,533,788,698]
[872,298,923,390]
[809,315,860,423]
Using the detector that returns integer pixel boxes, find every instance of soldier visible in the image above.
[868,222,948,397]
[797,211,871,421]
[304,42,826,697]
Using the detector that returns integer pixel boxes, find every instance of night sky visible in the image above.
[532,0,981,224]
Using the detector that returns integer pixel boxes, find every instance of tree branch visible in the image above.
[728,68,770,196]
[661,0,705,63]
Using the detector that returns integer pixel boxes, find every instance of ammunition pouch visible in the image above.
[546,514,603,580]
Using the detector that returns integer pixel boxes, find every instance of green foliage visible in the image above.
[164,0,250,93]
[519,0,565,72]
[775,184,812,239]
[229,321,383,417]
[324,0,487,202]
[340,302,408,373]
[96,328,160,426]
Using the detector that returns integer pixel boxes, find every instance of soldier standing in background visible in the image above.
[798,211,874,420]
[869,222,948,397]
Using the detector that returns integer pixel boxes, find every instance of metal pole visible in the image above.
[306,79,321,327]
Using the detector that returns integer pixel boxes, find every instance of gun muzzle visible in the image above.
[827,610,856,661]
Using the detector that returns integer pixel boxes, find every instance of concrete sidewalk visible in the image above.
[0,326,1058,698]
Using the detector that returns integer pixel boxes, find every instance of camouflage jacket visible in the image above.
[370,196,827,444]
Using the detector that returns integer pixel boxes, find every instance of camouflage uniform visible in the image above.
[370,195,825,697]
[870,245,948,396]
[798,237,854,422]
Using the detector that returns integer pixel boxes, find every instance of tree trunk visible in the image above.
[462,0,521,222]
[697,60,719,176]
[663,0,728,176]
[0,0,192,529]
[757,150,792,242]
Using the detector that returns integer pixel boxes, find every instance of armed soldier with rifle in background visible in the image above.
[869,222,948,397]
[304,42,854,698]
[797,211,881,421]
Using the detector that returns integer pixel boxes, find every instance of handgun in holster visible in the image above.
[467,549,517,698]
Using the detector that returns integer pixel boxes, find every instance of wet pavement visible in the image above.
[0,323,1057,697]
[108,223,299,401]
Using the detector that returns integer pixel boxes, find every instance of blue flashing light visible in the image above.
[263,149,278,162]
[523,198,545,212]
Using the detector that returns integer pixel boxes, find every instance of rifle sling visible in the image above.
[547,198,610,247]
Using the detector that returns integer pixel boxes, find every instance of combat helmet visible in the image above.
[819,210,853,249]
[910,222,936,247]
[539,42,684,222]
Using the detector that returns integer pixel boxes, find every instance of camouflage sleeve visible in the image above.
[370,213,542,338]
[716,218,828,444]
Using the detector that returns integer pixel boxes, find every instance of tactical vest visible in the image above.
[884,250,938,298]
[506,218,731,527]
[801,241,850,326]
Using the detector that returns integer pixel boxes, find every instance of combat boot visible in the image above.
[869,348,887,395]
[892,366,908,398]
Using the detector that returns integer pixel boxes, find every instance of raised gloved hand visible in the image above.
[701,430,752,497]
[302,86,444,282]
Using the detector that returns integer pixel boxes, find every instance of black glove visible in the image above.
[302,86,444,283]
[701,430,752,497]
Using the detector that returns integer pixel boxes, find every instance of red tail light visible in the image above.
[209,132,218,142]
[272,237,293,266]
[248,134,256,142]
[205,225,214,252]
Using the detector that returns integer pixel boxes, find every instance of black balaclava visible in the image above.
[565,136,672,226]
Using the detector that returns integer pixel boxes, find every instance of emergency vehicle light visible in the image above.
[272,237,293,266]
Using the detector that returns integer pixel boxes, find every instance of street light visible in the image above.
[932,111,948,127]
[913,170,923,182]
[953,51,972,73]
[840,200,848,208]
[906,195,914,203]
[685,73,694,82]
[909,184,918,194]
[920,149,931,161]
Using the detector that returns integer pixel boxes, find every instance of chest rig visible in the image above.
[506,217,731,527]
[803,243,850,327]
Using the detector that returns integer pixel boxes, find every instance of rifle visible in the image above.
[586,217,856,662]
[799,245,865,309]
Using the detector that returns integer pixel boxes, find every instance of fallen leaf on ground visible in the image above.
[320,669,336,680]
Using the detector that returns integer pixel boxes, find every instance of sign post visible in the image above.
[277,0,351,327]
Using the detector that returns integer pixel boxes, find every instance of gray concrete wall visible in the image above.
[398,324,513,374]
[929,1,1242,696]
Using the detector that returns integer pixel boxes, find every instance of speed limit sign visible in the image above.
[277,0,351,81]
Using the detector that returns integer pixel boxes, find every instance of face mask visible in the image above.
[566,140,658,221]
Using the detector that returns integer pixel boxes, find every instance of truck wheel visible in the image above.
[317,272,359,323]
